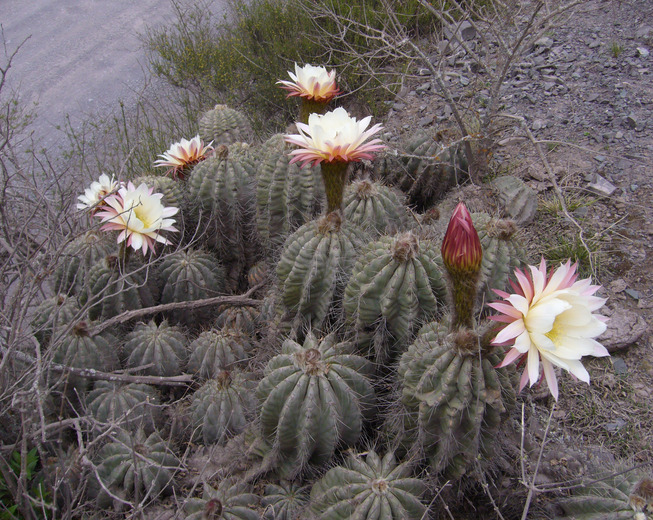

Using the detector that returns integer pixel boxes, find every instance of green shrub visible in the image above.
[143,0,440,132]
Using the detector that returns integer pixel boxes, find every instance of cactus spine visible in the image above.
[343,179,408,235]
[198,104,253,145]
[276,212,366,332]
[157,248,225,328]
[256,134,323,250]
[190,370,256,445]
[94,428,179,507]
[123,320,188,377]
[399,322,516,477]
[256,333,375,476]
[186,329,250,380]
[310,450,427,520]
[344,232,446,361]
[184,479,259,520]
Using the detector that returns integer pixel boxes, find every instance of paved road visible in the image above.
[1,0,212,151]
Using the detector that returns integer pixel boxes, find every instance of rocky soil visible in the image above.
[382,0,652,513]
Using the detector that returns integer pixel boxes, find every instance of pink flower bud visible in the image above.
[441,202,482,275]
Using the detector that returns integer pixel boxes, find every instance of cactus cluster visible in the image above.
[35,85,596,520]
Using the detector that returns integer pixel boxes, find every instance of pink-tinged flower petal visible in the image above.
[489,258,609,400]
[493,319,526,344]
[498,347,523,368]
[154,135,213,180]
[96,182,178,256]
[277,63,340,102]
[487,302,523,319]
[541,359,559,401]
[527,347,540,387]
[284,107,385,166]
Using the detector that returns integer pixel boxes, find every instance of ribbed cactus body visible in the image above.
[382,131,467,211]
[214,305,260,335]
[199,104,253,145]
[132,174,185,208]
[343,180,407,235]
[187,330,250,380]
[53,231,114,295]
[276,212,366,332]
[52,322,119,389]
[399,321,516,478]
[86,382,161,432]
[94,428,179,507]
[32,294,81,347]
[187,148,256,288]
[472,213,527,305]
[310,450,427,520]
[262,481,310,520]
[184,478,259,520]
[256,134,323,250]
[344,232,446,361]
[557,471,653,519]
[491,175,537,226]
[190,371,256,445]
[123,320,188,377]
[157,248,225,328]
[81,257,157,321]
[256,333,375,476]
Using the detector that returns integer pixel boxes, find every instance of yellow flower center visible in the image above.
[544,321,562,346]
[132,204,154,229]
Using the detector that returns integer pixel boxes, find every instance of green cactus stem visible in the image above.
[320,161,348,213]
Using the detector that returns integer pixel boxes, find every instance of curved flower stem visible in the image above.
[320,161,348,213]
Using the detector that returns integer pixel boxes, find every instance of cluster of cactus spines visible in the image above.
[491,175,538,226]
[256,333,375,476]
[187,329,250,380]
[557,471,653,520]
[187,145,257,289]
[157,248,225,327]
[344,232,446,362]
[198,104,253,145]
[310,449,427,520]
[81,255,157,321]
[472,213,527,307]
[399,322,516,478]
[276,211,366,332]
[123,320,188,377]
[256,134,323,250]
[32,294,81,347]
[262,480,311,520]
[184,479,260,520]
[380,130,467,211]
[132,174,186,208]
[86,381,161,432]
[189,370,256,445]
[51,321,120,391]
[215,304,261,336]
[53,230,115,295]
[94,428,179,507]
[343,179,408,235]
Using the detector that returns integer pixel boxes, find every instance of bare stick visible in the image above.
[521,402,556,520]
[90,285,263,335]
[1,347,193,387]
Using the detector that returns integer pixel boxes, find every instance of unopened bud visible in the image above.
[441,202,482,276]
